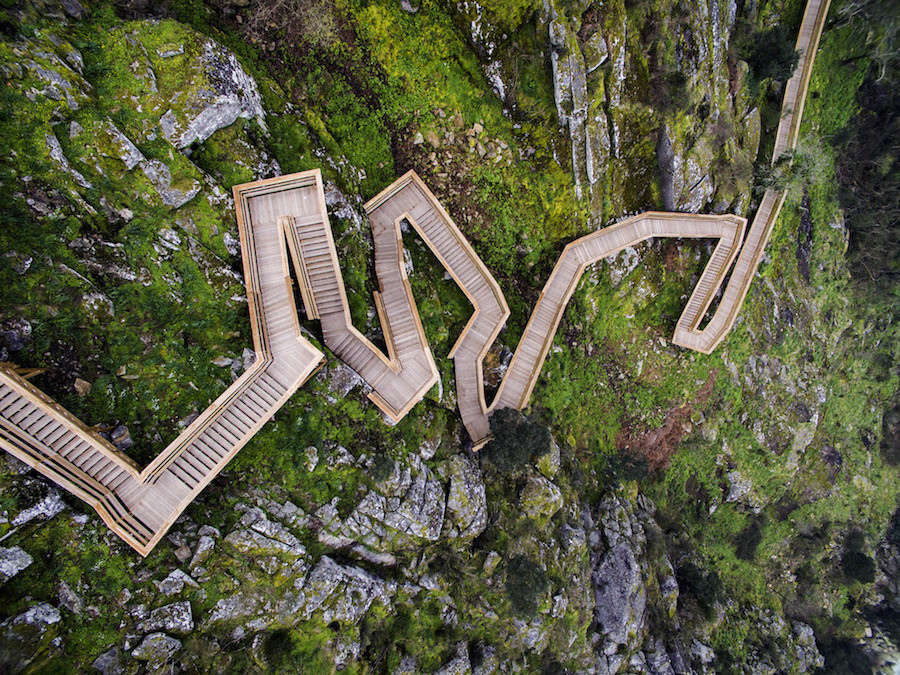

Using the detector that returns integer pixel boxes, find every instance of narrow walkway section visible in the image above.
[281,184,440,421]
[364,172,509,446]
[491,213,745,424]
[672,0,832,352]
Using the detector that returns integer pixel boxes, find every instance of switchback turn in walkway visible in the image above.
[0,173,332,555]
[0,0,830,553]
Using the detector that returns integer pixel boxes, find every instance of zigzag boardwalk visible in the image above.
[492,214,745,417]
[364,173,510,447]
[674,0,832,352]
[0,0,831,552]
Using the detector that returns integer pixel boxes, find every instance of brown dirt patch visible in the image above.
[616,370,717,471]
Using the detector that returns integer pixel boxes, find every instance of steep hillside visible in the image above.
[0,0,896,671]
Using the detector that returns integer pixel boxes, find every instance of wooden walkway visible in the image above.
[672,0,831,352]
[282,175,440,422]
[364,173,509,444]
[0,173,332,555]
[490,214,745,423]
[0,0,830,551]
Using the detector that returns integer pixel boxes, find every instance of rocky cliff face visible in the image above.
[0,0,897,672]
[455,0,757,221]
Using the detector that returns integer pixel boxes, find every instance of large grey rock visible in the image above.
[190,535,216,570]
[302,556,395,624]
[0,603,62,671]
[444,454,487,539]
[330,635,361,668]
[206,591,267,628]
[586,493,689,663]
[204,556,392,632]
[303,446,319,472]
[24,46,92,114]
[159,40,264,149]
[224,506,306,558]
[435,641,472,675]
[131,632,181,666]
[141,159,200,208]
[549,7,590,196]
[139,601,194,636]
[46,133,91,188]
[92,647,125,675]
[792,622,824,672]
[642,638,676,675]
[519,473,564,522]
[154,569,200,596]
[326,362,364,397]
[0,318,32,355]
[225,528,302,557]
[12,491,66,525]
[582,31,609,73]
[511,616,549,652]
[99,117,144,170]
[593,541,645,647]
[691,639,715,665]
[0,546,33,583]
[323,454,446,551]
[57,580,83,615]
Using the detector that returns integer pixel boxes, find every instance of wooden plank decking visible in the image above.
[672,0,831,352]
[490,214,745,430]
[364,173,509,445]
[0,173,329,555]
[0,0,830,551]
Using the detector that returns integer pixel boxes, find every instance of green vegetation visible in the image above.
[740,25,800,88]
[483,408,551,473]
[505,554,550,617]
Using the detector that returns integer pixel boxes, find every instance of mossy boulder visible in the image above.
[519,472,564,523]
[443,453,488,539]
[0,603,63,671]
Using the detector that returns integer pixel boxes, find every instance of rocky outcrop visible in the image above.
[519,472,564,523]
[541,0,757,218]
[587,494,659,667]
[443,453,488,539]
[0,603,63,671]
[130,632,182,668]
[204,554,395,631]
[302,556,395,624]
[584,492,825,673]
[137,601,194,636]
[317,453,446,552]
[158,38,265,149]
[0,546,33,583]
[546,0,610,211]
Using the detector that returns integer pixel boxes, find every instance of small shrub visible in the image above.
[841,528,876,583]
[483,408,551,473]
[741,26,800,86]
[648,68,691,114]
[735,514,767,561]
[370,453,394,483]
[757,140,829,195]
[505,555,549,617]
[605,451,650,482]
[842,550,876,583]
[817,636,874,673]
[676,560,722,619]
